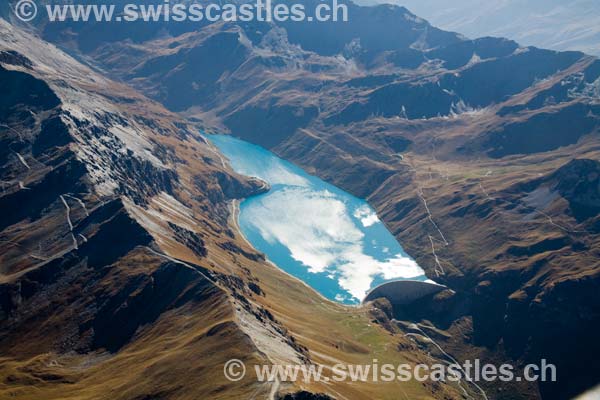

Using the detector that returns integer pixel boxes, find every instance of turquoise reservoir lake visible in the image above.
[207,134,428,305]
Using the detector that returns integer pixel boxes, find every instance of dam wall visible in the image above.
[363,280,448,305]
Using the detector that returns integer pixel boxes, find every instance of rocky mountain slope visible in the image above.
[2,0,600,398]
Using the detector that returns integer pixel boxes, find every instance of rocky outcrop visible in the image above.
[278,391,334,400]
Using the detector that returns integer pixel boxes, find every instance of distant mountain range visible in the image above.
[356,0,600,56]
